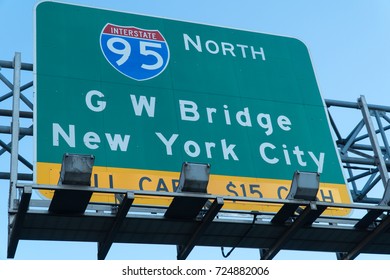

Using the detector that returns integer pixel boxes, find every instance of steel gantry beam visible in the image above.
[3,52,390,259]
[1,54,34,259]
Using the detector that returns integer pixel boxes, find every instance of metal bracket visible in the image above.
[262,202,326,260]
[7,186,32,258]
[98,191,134,260]
[177,197,224,260]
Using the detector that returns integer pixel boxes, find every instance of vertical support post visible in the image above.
[9,52,21,210]
[358,95,389,186]
[374,111,390,159]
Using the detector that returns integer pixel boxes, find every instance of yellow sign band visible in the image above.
[37,162,351,216]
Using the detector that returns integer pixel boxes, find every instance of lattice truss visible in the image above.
[0,55,33,184]
[327,99,390,204]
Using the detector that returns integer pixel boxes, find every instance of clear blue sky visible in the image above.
[1,0,390,260]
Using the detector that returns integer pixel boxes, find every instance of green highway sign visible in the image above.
[35,1,351,214]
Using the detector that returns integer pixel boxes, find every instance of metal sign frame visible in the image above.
[2,52,390,260]
[33,2,350,213]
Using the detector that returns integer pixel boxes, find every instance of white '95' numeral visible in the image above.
[107,37,164,70]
